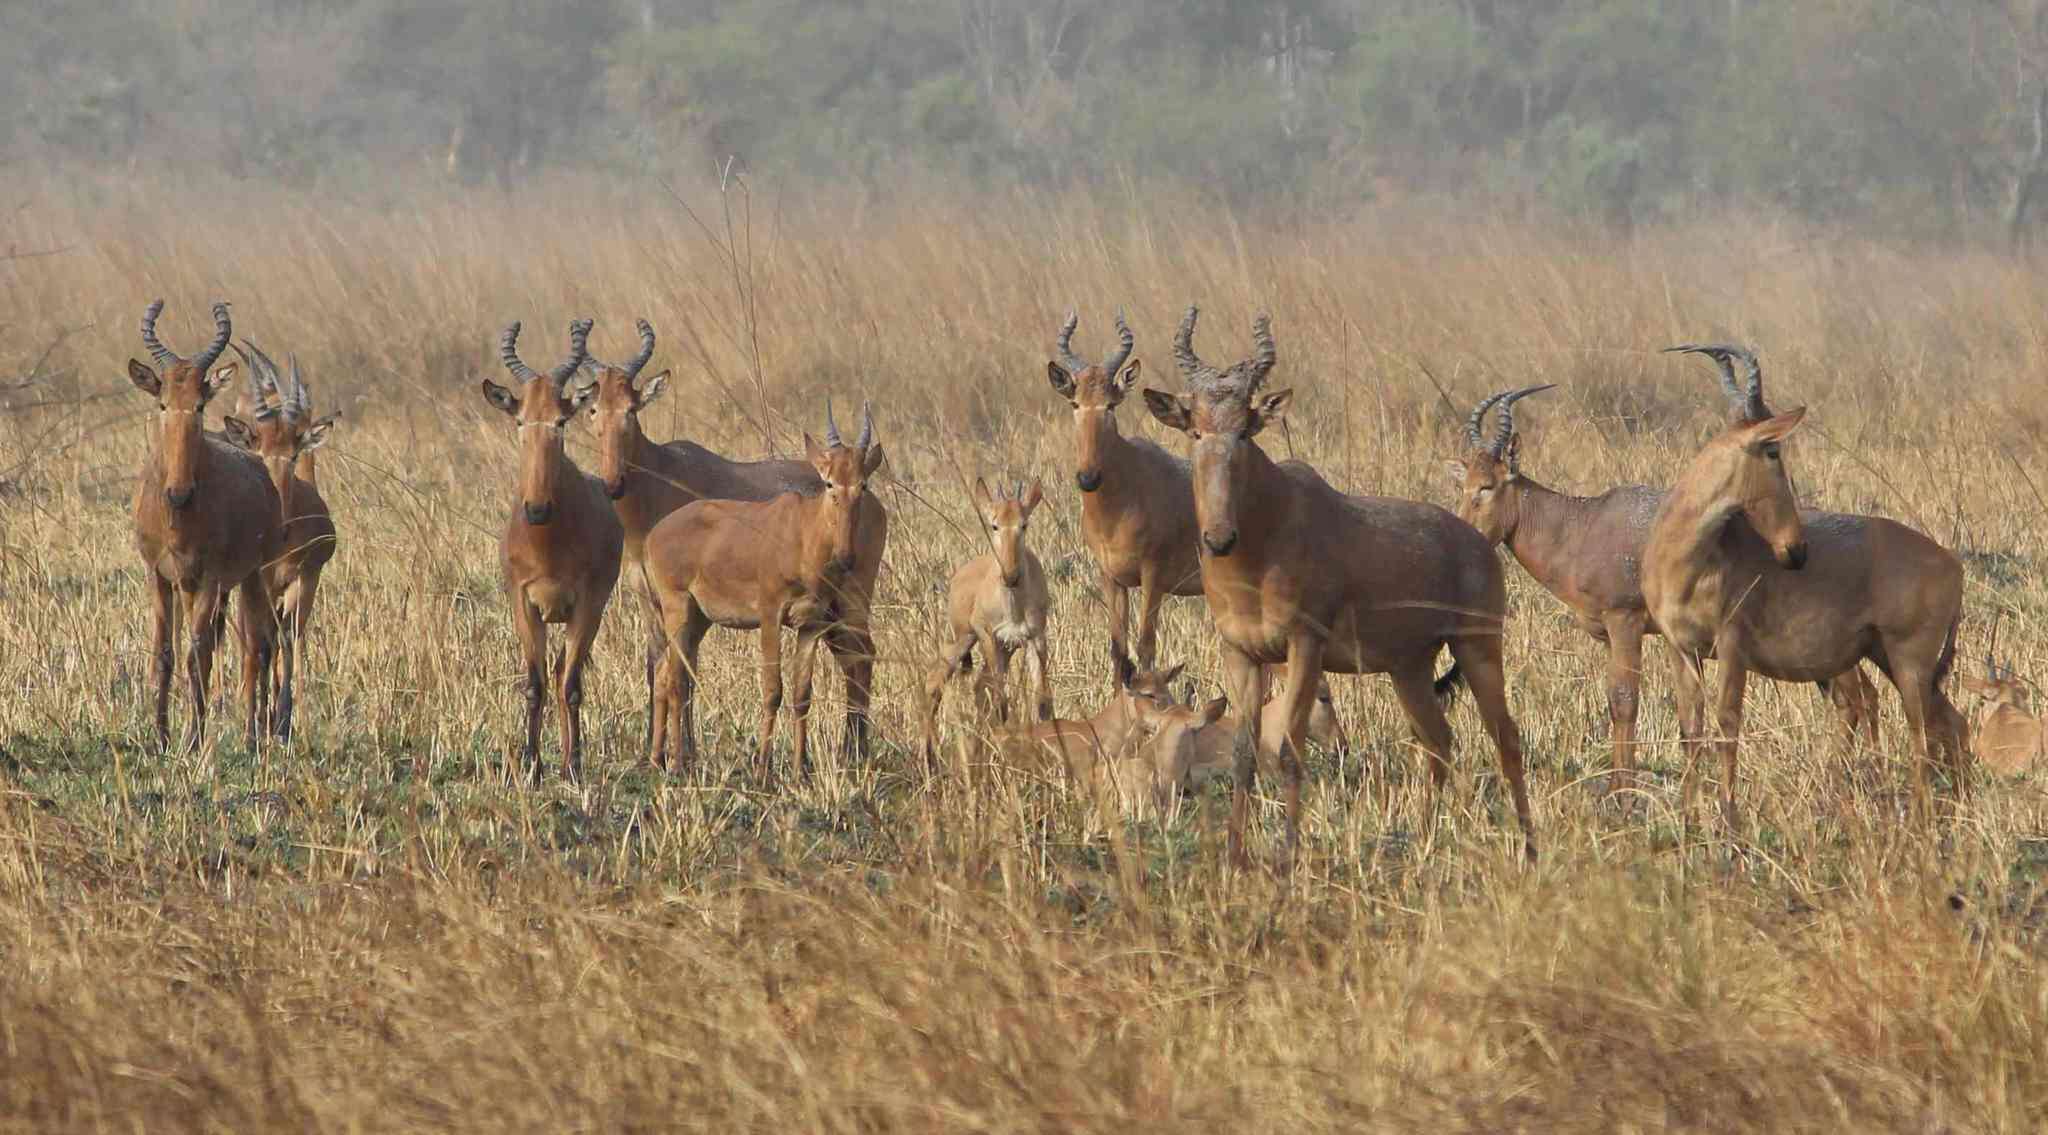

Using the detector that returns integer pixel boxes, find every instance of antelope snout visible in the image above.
[1203,529,1239,557]
[829,552,857,574]
[524,501,554,526]
[1001,568,1022,588]
[1075,470,1102,493]
[1780,540,1809,571]
[165,484,195,510]
[604,477,627,500]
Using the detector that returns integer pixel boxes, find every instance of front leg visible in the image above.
[1102,568,1131,686]
[511,594,548,784]
[1274,634,1326,870]
[558,590,608,783]
[182,584,225,754]
[1713,658,1749,834]
[149,574,177,752]
[1134,562,1168,672]
[1601,610,1648,795]
[755,602,789,789]
[234,572,276,753]
[827,612,876,765]
[789,623,825,780]
[1221,645,1265,871]
[1030,635,1053,722]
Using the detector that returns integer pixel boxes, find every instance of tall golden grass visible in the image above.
[1,169,2045,1130]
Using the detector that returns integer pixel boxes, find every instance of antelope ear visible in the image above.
[1021,477,1043,513]
[300,416,337,452]
[803,431,829,471]
[1142,388,1193,434]
[1161,662,1186,687]
[221,416,259,450]
[1246,388,1293,437]
[860,443,886,478]
[1199,697,1229,726]
[567,381,599,415]
[636,369,671,407]
[1442,458,1469,489]
[480,379,520,416]
[1046,361,1077,402]
[1113,357,1142,394]
[1746,405,1807,445]
[1959,674,1995,695]
[127,359,161,397]
[203,363,237,404]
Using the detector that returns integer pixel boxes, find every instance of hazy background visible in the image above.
[10,0,2048,238]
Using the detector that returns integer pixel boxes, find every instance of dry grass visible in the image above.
[1,170,2046,1131]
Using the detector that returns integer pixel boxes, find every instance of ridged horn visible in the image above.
[287,353,311,421]
[823,399,842,449]
[1665,343,1765,420]
[1054,311,1090,374]
[856,400,875,451]
[1102,309,1135,375]
[193,302,232,372]
[1247,314,1277,390]
[499,322,540,383]
[230,341,280,417]
[626,318,656,378]
[140,300,180,367]
[1491,384,1557,462]
[549,319,592,388]
[1465,391,1512,449]
[1173,304,1216,384]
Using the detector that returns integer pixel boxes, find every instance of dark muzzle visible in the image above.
[165,485,194,510]
[1075,470,1101,493]
[605,477,627,500]
[1783,541,1809,571]
[1203,531,1238,557]
[524,501,554,525]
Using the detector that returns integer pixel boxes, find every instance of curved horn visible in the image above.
[1172,305,1212,383]
[499,322,540,383]
[856,400,875,451]
[549,318,592,388]
[1248,314,1277,389]
[1102,308,1135,375]
[626,318,657,378]
[1465,390,1512,449]
[1054,311,1090,374]
[229,342,279,416]
[823,399,842,449]
[1491,383,1557,460]
[287,353,311,421]
[188,303,232,373]
[139,300,180,367]
[1733,346,1767,421]
[1665,343,1764,418]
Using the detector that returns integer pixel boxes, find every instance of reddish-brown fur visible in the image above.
[645,406,886,785]
[1144,306,1536,866]
[1006,652,1189,820]
[922,478,1052,764]
[128,300,284,752]
[1960,655,2043,776]
[482,319,623,782]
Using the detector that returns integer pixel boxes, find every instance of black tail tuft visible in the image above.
[1434,661,1465,706]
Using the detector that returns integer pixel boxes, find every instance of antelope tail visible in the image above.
[1433,660,1465,706]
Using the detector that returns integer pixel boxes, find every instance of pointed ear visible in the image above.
[1246,388,1293,437]
[1746,405,1807,445]
[203,363,237,404]
[1021,476,1043,513]
[480,380,519,416]
[1112,357,1142,396]
[1199,696,1229,726]
[127,359,161,397]
[637,369,671,407]
[1442,458,1469,490]
[221,416,258,450]
[1047,360,1077,401]
[804,431,829,470]
[1142,388,1193,434]
[567,381,598,415]
[861,443,886,479]
[1161,662,1186,687]
[299,416,337,452]
[1959,674,1995,695]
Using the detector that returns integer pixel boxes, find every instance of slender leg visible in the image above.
[558,593,607,783]
[1103,570,1131,687]
[1666,642,1707,744]
[1030,635,1053,722]
[235,571,275,752]
[1273,634,1326,868]
[1602,611,1647,794]
[638,571,662,753]
[828,613,876,764]
[1712,660,1749,833]
[789,623,825,780]
[1133,563,1168,673]
[182,584,224,754]
[675,601,711,771]
[755,604,788,789]
[149,574,177,751]
[1221,646,1263,870]
[921,632,976,768]
[1448,635,1537,860]
[1387,662,1458,834]
[283,566,322,741]
[511,592,547,784]
[1885,658,1942,815]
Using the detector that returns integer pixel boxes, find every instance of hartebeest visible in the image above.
[483,318,623,782]
[1447,384,1880,790]
[129,300,283,751]
[1143,307,1536,864]
[1642,347,1967,825]
[584,319,885,760]
[220,340,338,741]
[1133,685,1347,819]
[1007,649,1191,820]
[646,404,885,785]
[1959,622,2040,776]
[921,477,1053,762]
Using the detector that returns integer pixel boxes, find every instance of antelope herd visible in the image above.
[116,299,2038,865]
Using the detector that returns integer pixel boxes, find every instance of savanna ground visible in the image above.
[1,172,2046,1131]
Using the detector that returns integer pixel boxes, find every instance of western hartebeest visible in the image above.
[1643,346,1967,826]
[482,318,623,782]
[921,477,1053,763]
[1006,648,1191,820]
[584,319,885,761]
[1959,625,2040,776]
[220,340,338,741]
[1447,384,1880,790]
[1134,685,1348,819]
[129,300,283,752]
[1143,306,1536,865]
[646,404,885,785]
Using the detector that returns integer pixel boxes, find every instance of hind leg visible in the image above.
[1269,633,1324,868]
[921,632,976,769]
[1448,635,1536,860]
[1221,645,1265,871]
[181,584,225,754]
[234,572,276,752]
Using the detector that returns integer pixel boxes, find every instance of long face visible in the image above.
[1114,652,1185,731]
[1048,359,1139,493]
[221,407,335,504]
[1143,384,1293,557]
[1446,446,1519,544]
[1695,407,1809,569]
[806,435,885,574]
[483,375,593,525]
[129,358,234,510]
[976,478,1043,587]
[587,364,671,499]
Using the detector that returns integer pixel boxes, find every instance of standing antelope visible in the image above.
[220,341,337,741]
[1960,650,2042,776]
[129,300,283,751]
[1447,384,1880,791]
[1143,307,1536,865]
[482,319,623,782]
[1642,347,1967,827]
[646,404,885,785]
[584,319,885,761]
[921,478,1052,762]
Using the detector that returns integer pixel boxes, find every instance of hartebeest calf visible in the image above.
[1642,347,1967,826]
[220,340,338,741]
[1448,383,1879,791]
[1144,307,1536,865]
[482,318,623,782]
[646,404,885,785]
[129,300,283,751]
[1959,624,2040,776]
[1007,649,1192,820]
[1128,685,1347,819]
[921,477,1053,762]
[584,319,886,761]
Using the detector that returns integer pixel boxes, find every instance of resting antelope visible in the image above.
[482,318,623,782]
[1960,637,2041,776]
[646,404,884,785]
[1643,347,1967,826]
[584,319,885,761]
[129,300,283,751]
[1134,686,1347,819]
[220,340,338,741]
[1447,384,1880,790]
[921,478,1052,762]
[1143,307,1536,864]
[1007,649,1191,820]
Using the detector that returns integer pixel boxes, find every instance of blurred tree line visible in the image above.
[9,0,2048,238]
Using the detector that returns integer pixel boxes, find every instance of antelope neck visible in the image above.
[1504,478,1600,590]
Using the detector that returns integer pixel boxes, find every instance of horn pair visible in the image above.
[1172,305,1278,393]
[1665,343,1768,422]
[1054,310,1135,376]
[582,319,659,380]
[230,339,312,423]
[1465,385,1557,465]
[499,319,592,390]
[140,299,233,373]
[822,400,876,451]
